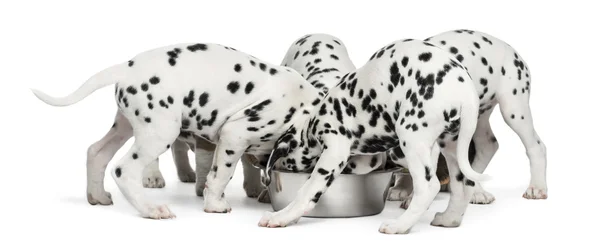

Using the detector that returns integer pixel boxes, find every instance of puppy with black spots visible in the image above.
[31,43,323,219]
[387,30,548,207]
[259,38,491,234]
[249,34,389,203]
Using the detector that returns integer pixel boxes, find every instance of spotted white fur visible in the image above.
[259,38,490,233]
[31,43,324,219]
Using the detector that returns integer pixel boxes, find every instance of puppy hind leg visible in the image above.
[86,111,132,205]
[110,121,180,219]
[194,143,214,197]
[469,111,498,204]
[431,141,472,227]
[498,98,547,199]
[379,138,440,234]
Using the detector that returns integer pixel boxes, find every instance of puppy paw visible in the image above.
[243,181,263,198]
[87,191,113,205]
[144,204,176,219]
[257,189,271,204]
[471,190,496,204]
[387,187,411,201]
[523,186,547,199]
[143,174,165,188]
[399,196,412,209]
[258,211,300,228]
[195,179,206,197]
[178,171,196,183]
[203,189,231,213]
[379,219,411,234]
[430,212,462,227]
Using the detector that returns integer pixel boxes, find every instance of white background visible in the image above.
[1,0,597,245]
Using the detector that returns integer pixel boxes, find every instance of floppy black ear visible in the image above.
[263,143,290,186]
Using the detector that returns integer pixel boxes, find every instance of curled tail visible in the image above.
[455,94,492,182]
[31,62,128,107]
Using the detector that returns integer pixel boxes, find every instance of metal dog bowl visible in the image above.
[266,166,401,218]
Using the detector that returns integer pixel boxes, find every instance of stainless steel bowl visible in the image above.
[266,167,402,218]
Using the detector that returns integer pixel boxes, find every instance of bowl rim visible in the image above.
[266,166,404,176]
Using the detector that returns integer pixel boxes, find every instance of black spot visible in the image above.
[226,150,235,155]
[259,63,267,71]
[149,76,160,85]
[144,117,151,123]
[141,83,148,92]
[126,86,137,95]
[449,47,458,54]
[502,67,506,75]
[225,163,232,167]
[317,168,329,175]
[234,64,242,72]
[480,78,488,86]
[458,76,464,82]
[401,56,409,67]
[418,52,432,62]
[115,168,121,177]
[147,94,153,100]
[167,96,174,104]
[227,81,240,93]
[425,166,432,181]
[330,54,339,60]
[311,191,323,203]
[247,127,259,132]
[466,179,475,186]
[244,82,254,94]
[132,153,138,159]
[147,102,153,109]
[199,92,209,107]
[481,57,488,66]
[187,43,207,52]
[128,60,134,67]
[269,68,278,75]
[456,55,464,62]
[511,114,515,119]
[135,109,139,116]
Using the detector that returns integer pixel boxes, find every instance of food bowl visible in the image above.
[266,166,402,218]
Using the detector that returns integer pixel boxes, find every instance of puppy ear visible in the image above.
[263,143,290,186]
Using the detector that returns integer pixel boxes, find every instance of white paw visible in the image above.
[143,204,176,219]
[378,219,411,234]
[143,174,165,188]
[400,196,412,209]
[87,191,112,205]
[430,212,462,227]
[523,186,548,199]
[257,189,271,204]
[243,181,263,198]
[258,211,300,228]
[471,190,496,204]
[203,188,231,213]
[178,171,196,183]
[387,187,411,201]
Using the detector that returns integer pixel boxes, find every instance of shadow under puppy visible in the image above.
[260,38,490,234]
[31,42,324,219]
[387,29,548,207]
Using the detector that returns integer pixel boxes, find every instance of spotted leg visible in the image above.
[241,154,263,198]
[193,137,215,197]
[379,142,441,234]
[430,141,475,227]
[203,124,248,213]
[467,110,498,204]
[498,94,547,199]
[258,137,352,228]
[110,120,180,219]
[172,138,196,183]
[86,111,132,205]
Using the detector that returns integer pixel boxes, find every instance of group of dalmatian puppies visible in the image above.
[32,29,547,234]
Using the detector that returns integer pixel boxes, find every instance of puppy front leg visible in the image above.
[258,139,351,228]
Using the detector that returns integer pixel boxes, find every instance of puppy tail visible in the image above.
[455,93,492,183]
[31,62,127,107]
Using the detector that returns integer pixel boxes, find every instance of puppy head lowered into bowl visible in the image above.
[265,120,324,184]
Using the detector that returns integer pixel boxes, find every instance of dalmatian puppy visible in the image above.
[387,29,548,207]
[259,38,491,234]
[252,33,388,203]
[31,43,324,219]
